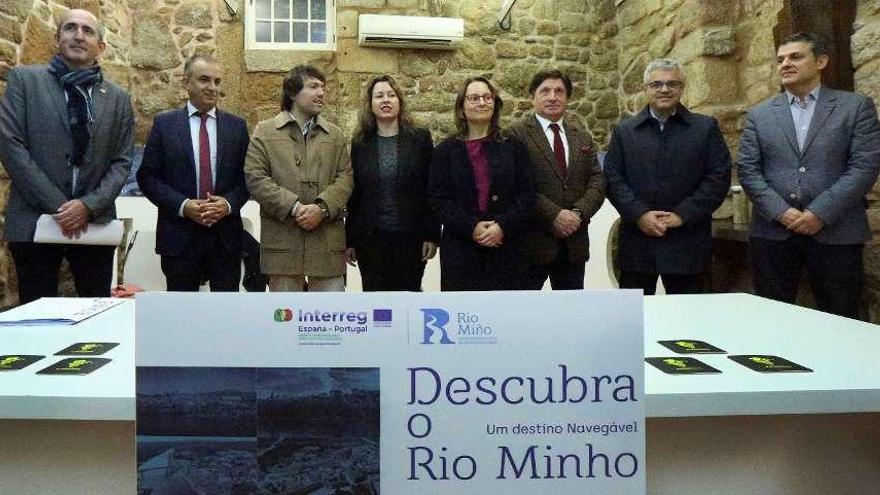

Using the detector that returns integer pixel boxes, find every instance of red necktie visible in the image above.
[549,123,566,178]
[198,113,212,199]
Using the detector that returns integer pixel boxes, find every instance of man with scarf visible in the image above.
[0,9,134,305]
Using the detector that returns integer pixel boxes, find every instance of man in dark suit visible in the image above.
[738,33,880,319]
[137,55,250,291]
[604,58,731,294]
[511,69,605,290]
[0,9,134,305]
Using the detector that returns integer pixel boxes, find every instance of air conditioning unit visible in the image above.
[358,14,464,50]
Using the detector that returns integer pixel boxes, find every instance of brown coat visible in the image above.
[244,112,353,276]
[510,113,605,265]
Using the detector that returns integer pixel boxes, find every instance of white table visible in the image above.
[1,294,878,494]
[644,294,880,494]
[0,300,135,420]
[0,300,135,494]
[646,293,880,417]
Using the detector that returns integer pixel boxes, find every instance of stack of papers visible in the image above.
[0,298,127,326]
[33,214,124,245]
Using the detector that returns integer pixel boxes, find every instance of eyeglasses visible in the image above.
[647,80,683,90]
[465,93,495,104]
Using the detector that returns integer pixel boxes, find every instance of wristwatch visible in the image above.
[317,201,330,219]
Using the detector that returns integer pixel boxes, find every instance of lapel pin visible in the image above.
[99,87,107,95]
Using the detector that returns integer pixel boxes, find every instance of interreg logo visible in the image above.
[420,309,455,344]
[274,308,294,322]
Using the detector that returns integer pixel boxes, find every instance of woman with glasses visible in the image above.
[346,75,440,291]
[428,76,535,291]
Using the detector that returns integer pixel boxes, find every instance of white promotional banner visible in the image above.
[136,290,645,494]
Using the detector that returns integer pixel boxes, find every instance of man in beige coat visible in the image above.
[245,65,353,291]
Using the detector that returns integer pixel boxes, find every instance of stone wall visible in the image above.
[0,0,624,152]
[1,0,880,320]
[615,0,783,161]
[120,0,624,146]
[0,0,626,308]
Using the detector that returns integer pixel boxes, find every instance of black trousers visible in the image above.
[356,230,426,291]
[440,245,529,291]
[619,270,704,295]
[526,242,585,290]
[160,227,241,292]
[9,242,115,305]
[749,235,863,319]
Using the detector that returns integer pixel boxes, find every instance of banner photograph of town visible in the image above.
[136,367,380,494]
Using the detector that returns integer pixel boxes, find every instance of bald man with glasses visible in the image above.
[604,58,731,294]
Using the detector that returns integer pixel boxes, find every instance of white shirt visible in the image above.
[178,102,219,217]
[649,106,676,131]
[534,113,569,167]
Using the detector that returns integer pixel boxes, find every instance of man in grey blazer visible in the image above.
[0,9,134,304]
[510,69,605,290]
[738,32,880,319]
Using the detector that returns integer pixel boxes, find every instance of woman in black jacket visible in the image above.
[346,75,440,291]
[428,76,535,291]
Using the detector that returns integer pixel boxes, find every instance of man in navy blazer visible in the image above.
[137,55,250,291]
[738,33,880,319]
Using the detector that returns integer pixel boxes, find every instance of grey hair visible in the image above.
[184,54,219,77]
[643,58,685,84]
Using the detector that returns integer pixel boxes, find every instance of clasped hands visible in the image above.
[472,220,504,248]
[53,199,90,239]
[778,207,823,235]
[293,203,324,231]
[553,209,581,238]
[184,194,230,227]
[637,210,683,237]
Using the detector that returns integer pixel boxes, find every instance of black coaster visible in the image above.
[0,355,45,371]
[55,342,119,356]
[658,339,726,354]
[728,355,812,373]
[37,358,112,375]
[646,357,722,375]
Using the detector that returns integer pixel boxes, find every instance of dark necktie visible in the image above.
[198,113,212,199]
[549,123,566,178]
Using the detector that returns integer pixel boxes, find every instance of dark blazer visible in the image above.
[604,106,731,274]
[0,65,133,242]
[510,113,605,265]
[137,107,250,256]
[346,127,440,247]
[428,134,535,289]
[738,88,880,244]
